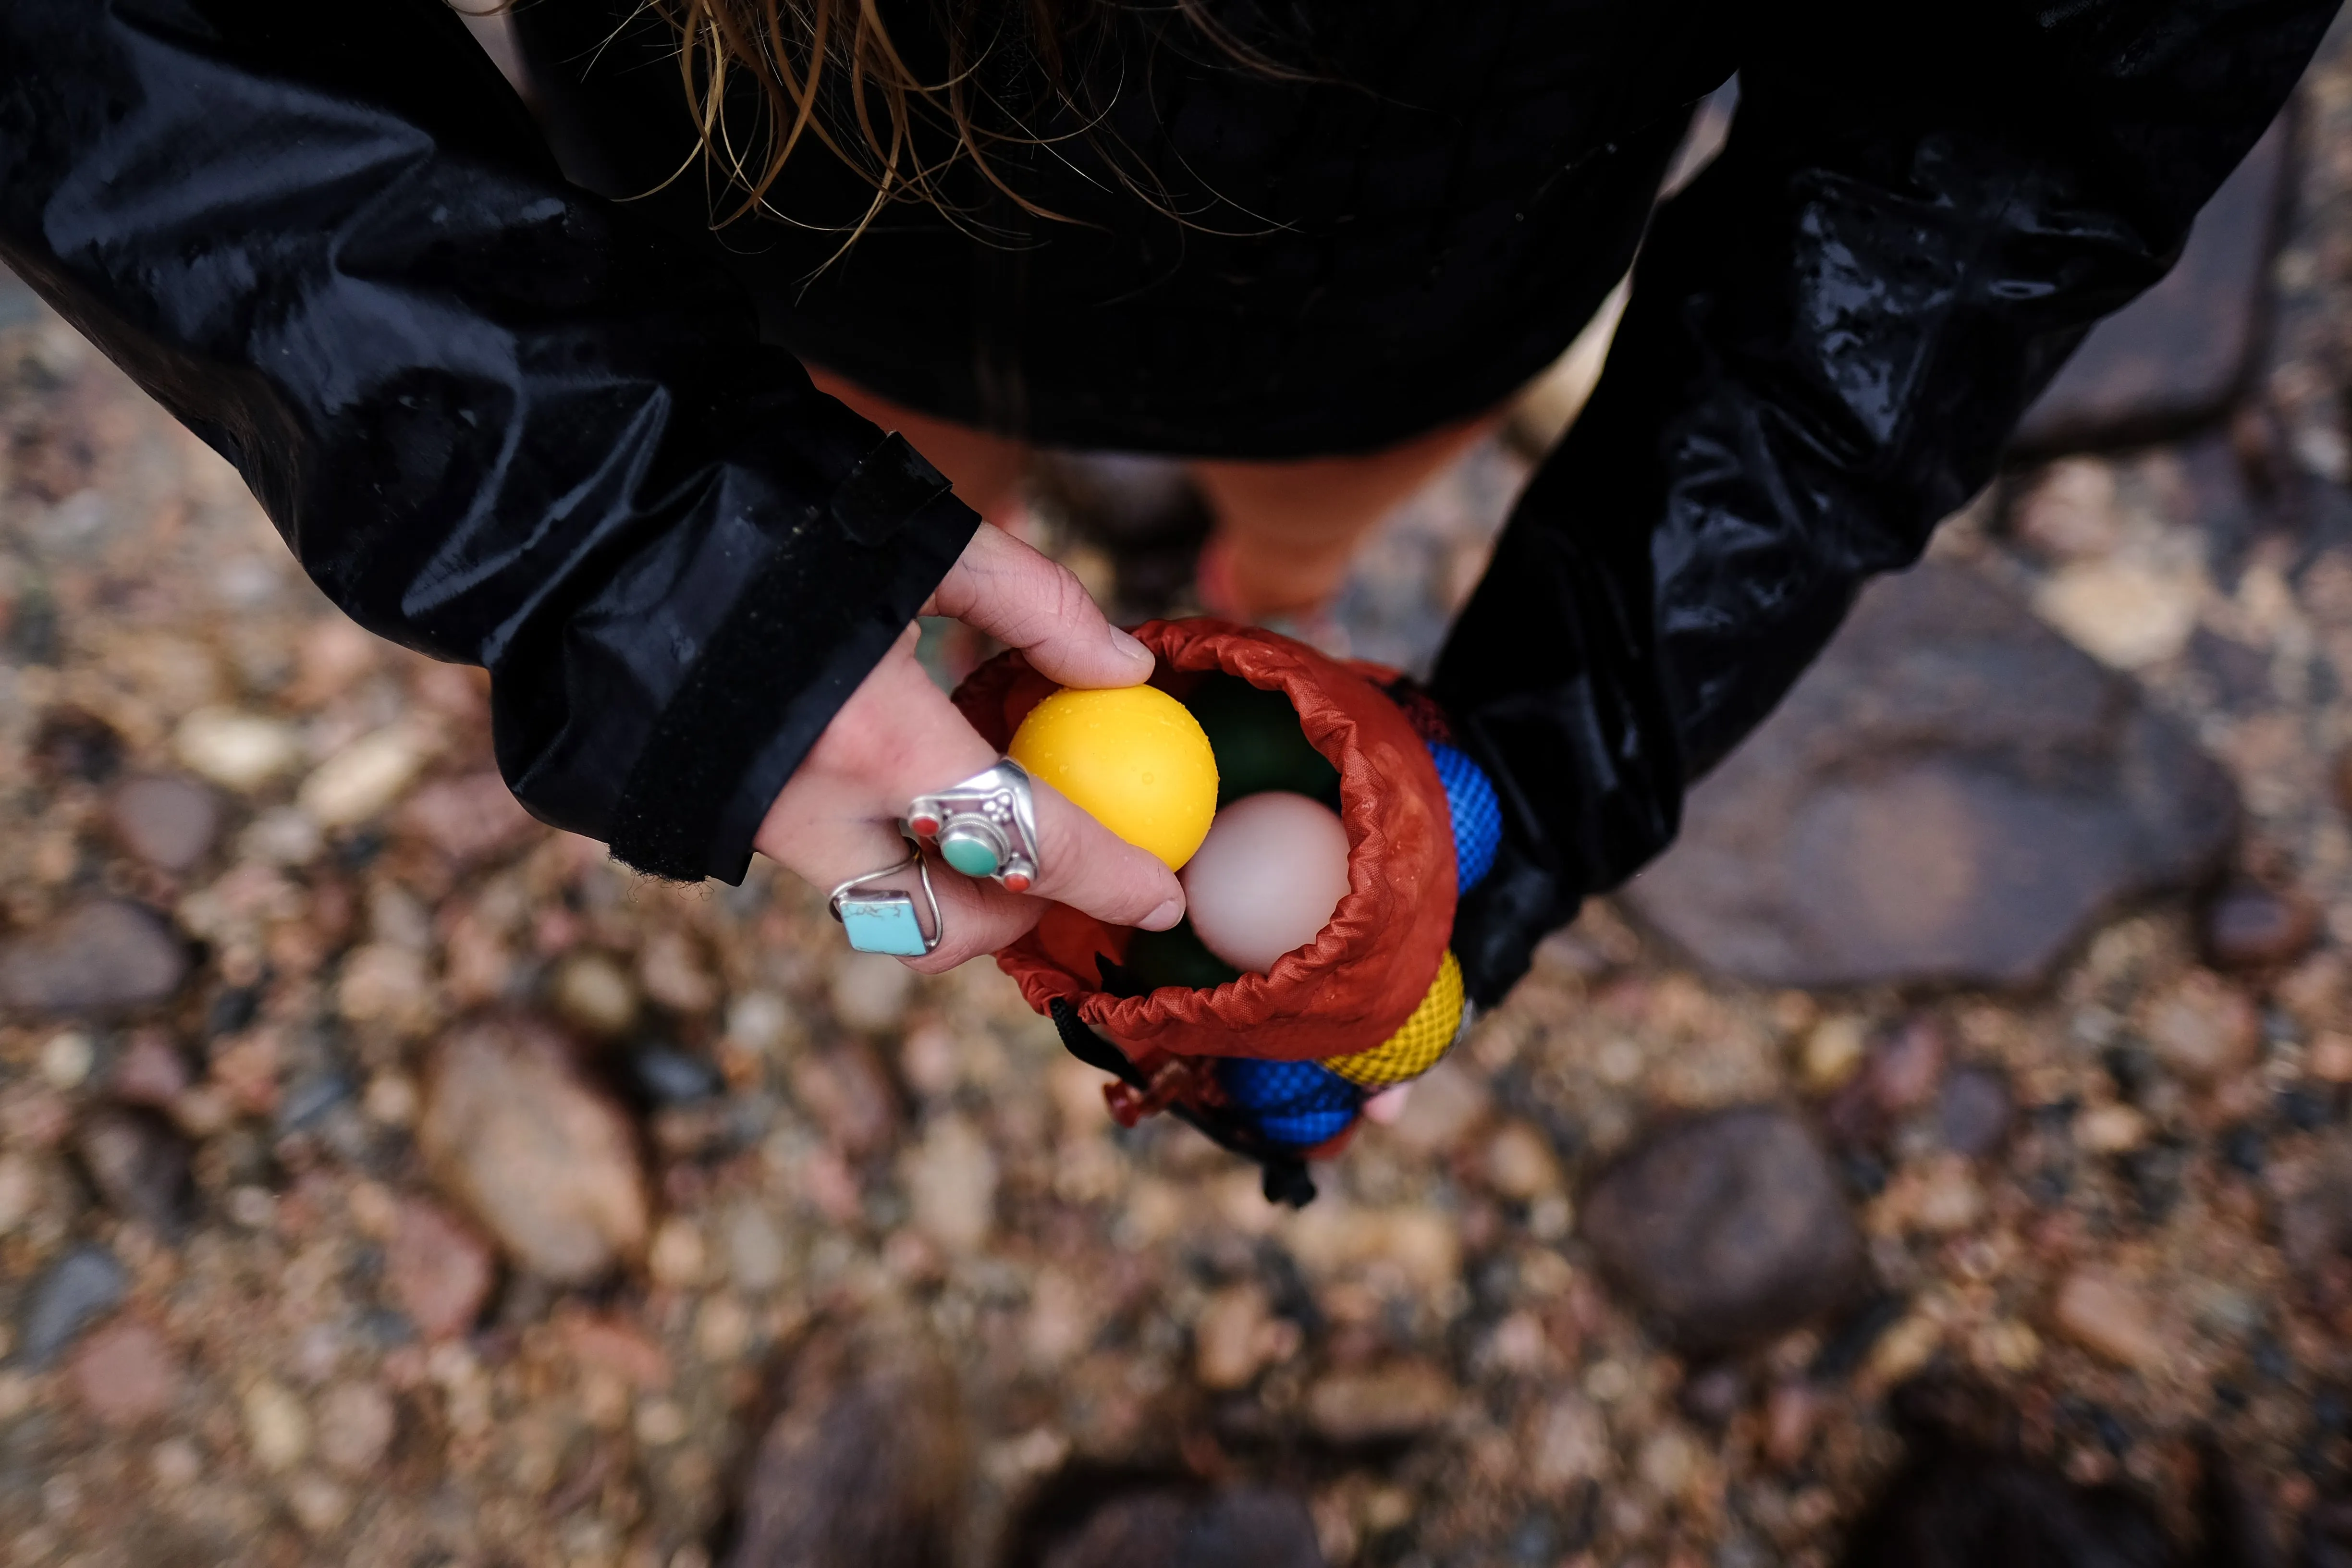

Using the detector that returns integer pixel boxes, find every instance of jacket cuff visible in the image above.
[607,434,980,882]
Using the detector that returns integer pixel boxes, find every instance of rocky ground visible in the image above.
[9,25,2352,1568]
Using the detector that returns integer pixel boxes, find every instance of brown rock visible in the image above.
[725,1318,967,1568]
[1764,1381,1822,1469]
[0,899,189,1017]
[417,1019,648,1284]
[1625,564,2237,988]
[790,1043,900,1159]
[2011,116,2289,452]
[545,951,639,1040]
[2051,1269,2164,1370]
[108,776,221,871]
[559,1312,673,1391]
[73,1106,193,1234]
[109,1029,191,1107]
[316,1381,397,1477]
[68,1318,179,1426]
[395,772,537,864]
[1936,1066,2014,1158]
[830,953,917,1034]
[1481,1120,1564,1201]
[1195,1285,1291,1392]
[1828,1019,1950,1146]
[1304,1360,1457,1445]
[2201,881,2320,972]
[2009,460,2122,563]
[1580,1105,1864,1353]
[2277,1139,2352,1310]
[902,1115,998,1253]
[2143,971,2262,1084]
[385,1196,495,1340]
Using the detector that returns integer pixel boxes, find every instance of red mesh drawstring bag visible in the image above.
[953,618,1479,1205]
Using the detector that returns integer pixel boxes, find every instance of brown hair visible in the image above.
[651,0,1290,243]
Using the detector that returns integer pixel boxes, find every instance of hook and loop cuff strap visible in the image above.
[608,435,975,882]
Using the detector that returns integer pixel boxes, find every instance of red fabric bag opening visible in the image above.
[952,618,1458,1070]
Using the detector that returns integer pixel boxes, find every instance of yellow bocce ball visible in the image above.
[1009,685,1220,870]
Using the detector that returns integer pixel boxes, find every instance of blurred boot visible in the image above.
[722,1317,969,1568]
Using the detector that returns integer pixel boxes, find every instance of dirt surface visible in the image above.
[7,26,2352,1568]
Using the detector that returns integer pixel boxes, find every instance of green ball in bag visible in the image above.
[1124,919,1244,990]
[1185,673,1341,808]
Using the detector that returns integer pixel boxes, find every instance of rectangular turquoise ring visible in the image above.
[836,889,934,957]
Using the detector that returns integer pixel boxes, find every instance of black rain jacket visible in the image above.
[0,0,2335,1004]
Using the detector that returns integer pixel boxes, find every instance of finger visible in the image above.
[891,861,1046,974]
[1014,773,1185,931]
[924,523,1153,688]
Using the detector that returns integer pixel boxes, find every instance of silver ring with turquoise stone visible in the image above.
[904,759,1042,892]
[828,841,943,956]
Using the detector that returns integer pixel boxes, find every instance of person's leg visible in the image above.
[1188,409,1501,621]
[807,366,1033,525]
[812,360,1498,621]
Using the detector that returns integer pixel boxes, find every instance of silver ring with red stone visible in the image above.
[904,759,1043,893]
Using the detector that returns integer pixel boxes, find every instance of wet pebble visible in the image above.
[2202,880,2320,970]
[2219,1123,2266,1176]
[395,772,537,864]
[1481,1120,1564,1202]
[790,1044,901,1158]
[315,1381,397,1476]
[21,1245,129,1366]
[33,709,124,785]
[0,899,188,1016]
[384,1196,495,1341]
[546,951,640,1040]
[174,708,300,793]
[74,1106,193,1234]
[629,1044,726,1107]
[831,953,916,1033]
[2142,972,2261,1085]
[107,775,221,871]
[108,1030,191,1107]
[2052,1268,2164,1370]
[242,1378,310,1470]
[1194,1284,1287,1392]
[297,724,429,827]
[902,1115,998,1253]
[725,1206,790,1294]
[1305,1360,1457,1445]
[1936,1066,2014,1158]
[1581,1105,1864,1352]
[418,1019,648,1283]
[67,1317,179,1426]
[1678,1363,1747,1430]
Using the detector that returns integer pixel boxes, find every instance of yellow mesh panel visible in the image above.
[1322,951,1465,1088]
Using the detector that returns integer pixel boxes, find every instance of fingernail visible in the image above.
[1141,898,1183,931]
[1108,625,1152,665]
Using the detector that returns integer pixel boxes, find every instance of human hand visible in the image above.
[754,524,1185,971]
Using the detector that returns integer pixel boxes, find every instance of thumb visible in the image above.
[925,523,1153,688]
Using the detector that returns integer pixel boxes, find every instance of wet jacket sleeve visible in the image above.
[0,0,980,883]
[1434,0,2338,1004]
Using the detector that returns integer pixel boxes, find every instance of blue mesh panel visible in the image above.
[1217,1056,1360,1114]
[1256,1104,1359,1147]
[1427,741,1503,893]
